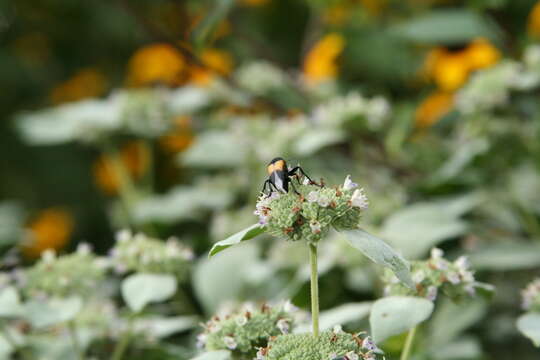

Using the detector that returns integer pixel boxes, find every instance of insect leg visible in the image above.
[288,166,322,187]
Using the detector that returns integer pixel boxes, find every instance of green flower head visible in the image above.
[110,230,193,279]
[23,244,107,298]
[198,301,299,359]
[261,327,383,360]
[382,248,489,302]
[254,176,368,244]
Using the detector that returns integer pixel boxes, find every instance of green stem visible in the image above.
[309,243,319,337]
[111,314,136,360]
[400,326,417,360]
[68,320,85,360]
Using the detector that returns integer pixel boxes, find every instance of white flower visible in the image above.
[277,318,289,334]
[196,333,207,348]
[431,248,444,259]
[116,229,132,243]
[412,271,425,284]
[283,300,298,313]
[317,196,330,207]
[310,220,322,234]
[426,286,438,301]
[256,347,267,360]
[41,249,57,264]
[465,284,476,296]
[223,336,237,350]
[76,243,92,256]
[332,324,343,334]
[350,189,368,209]
[343,175,358,190]
[345,351,359,360]
[307,191,319,203]
[447,272,461,285]
[236,315,248,326]
[361,336,379,352]
[454,256,469,271]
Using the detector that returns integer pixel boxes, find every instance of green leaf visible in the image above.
[343,228,414,289]
[191,0,235,48]
[190,350,232,360]
[121,273,177,313]
[294,129,345,156]
[468,243,540,271]
[517,312,540,347]
[209,224,266,257]
[179,131,247,169]
[381,194,481,259]
[390,9,500,45]
[24,297,83,328]
[135,316,198,339]
[370,296,434,343]
[295,302,372,333]
[0,286,23,318]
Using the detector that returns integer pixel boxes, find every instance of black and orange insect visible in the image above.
[261,157,320,196]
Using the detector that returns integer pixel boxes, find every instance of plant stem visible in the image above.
[68,320,85,360]
[111,314,136,360]
[309,243,319,337]
[400,326,417,360]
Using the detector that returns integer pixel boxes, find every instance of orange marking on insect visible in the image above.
[274,160,285,171]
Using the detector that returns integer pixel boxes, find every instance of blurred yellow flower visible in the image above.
[127,43,186,87]
[22,208,74,258]
[529,1,540,37]
[465,38,500,70]
[93,141,149,195]
[303,33,345,84]
[415,91,454,128]
[159,116,195,153]
[188,48,234,86]
[50,68,107,104]
[424,38,500,91]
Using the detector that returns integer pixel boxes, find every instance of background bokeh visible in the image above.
[2,0,540,359]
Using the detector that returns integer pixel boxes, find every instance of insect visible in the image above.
[261,157,320,196]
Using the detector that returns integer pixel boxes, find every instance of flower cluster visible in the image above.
[260,326,383,360]
[254,176,368,244]
[110,230,193,279]
[197,301,298,358]
[22,244,107,298]
[312,92,390,130]
[383,248,485,302]
[521,278,540,312]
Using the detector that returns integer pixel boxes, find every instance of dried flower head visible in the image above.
[254,176,368,244]
[110,230,193,279]
[382,248,490,302]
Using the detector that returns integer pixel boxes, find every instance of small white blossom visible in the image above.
[310,220,322,234]
[236,315,248,326]
[196,333,207,348]
[223,336,237,350]
[350,189,368,209]
[256,347,267,360]
[343,175,358,190]
[447,272,461,285]
[345,351,359,360]
[431,248,444,259]
[332,324,343,334]
[307,191,319,203]
[76,243,92,256]
[464,284,476,296]
[454,256,469,270]
[277,318,289,334]
[412,271,425,284]
[426,286,438,301]
[41,249,57,264]
[317,196,331,207]
[361,336,379,352]
[116,229,132,243]
[283,300,298,313]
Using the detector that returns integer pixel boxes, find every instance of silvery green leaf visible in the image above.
[121,273,177,313]
[430,336,482,360]
[468,243,540,270]
[24,297,83,328]
[0,202,25,247]
[428,298,487,347]
[0,286,23,318]
[509,164,540,214]
[190,350,231,360]
[517,312,540,347]
[295,302,372,333]
[370,296,434,343]
[343,229,414,289]
[134,185,234,224]
[391,10,500,44]
[432,138,489,183]
[179,131,247,168]
[381,194,482,259]
[209,224,266,257]
[194,243,259,313]
[293,129,345,156]
[0,335,12,358]
[135,316,198,338]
